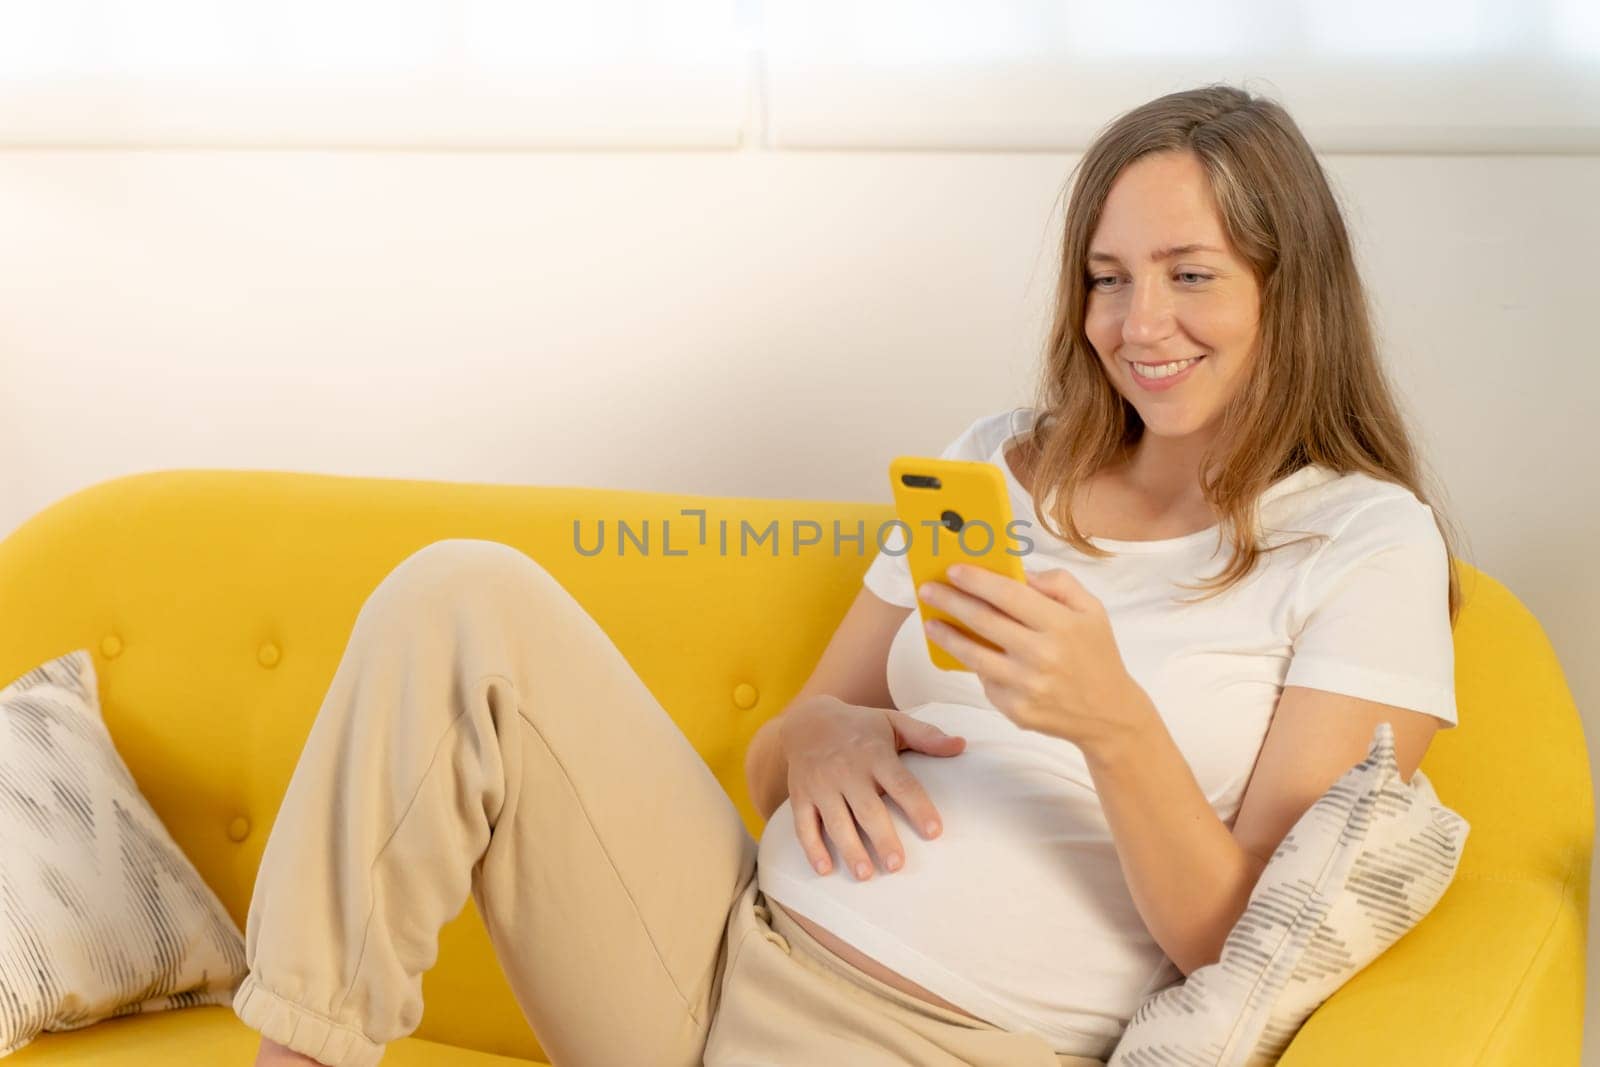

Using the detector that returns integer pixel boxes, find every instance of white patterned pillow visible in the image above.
[1108,720,1469,1067]
[0,649,247,1057]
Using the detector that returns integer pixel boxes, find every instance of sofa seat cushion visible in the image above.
[1,1006,549,1066]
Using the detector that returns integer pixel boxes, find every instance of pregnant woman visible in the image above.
[237,82,1462,1067]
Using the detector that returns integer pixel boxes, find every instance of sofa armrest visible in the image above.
[1278,871,1586,1065]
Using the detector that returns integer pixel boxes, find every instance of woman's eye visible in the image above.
[1090,273,1210,290]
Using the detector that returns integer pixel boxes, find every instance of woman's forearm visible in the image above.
[745,713,790,822]
[1081,686,1268,976]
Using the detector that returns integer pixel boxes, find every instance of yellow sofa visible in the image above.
[0,469,1590,1066]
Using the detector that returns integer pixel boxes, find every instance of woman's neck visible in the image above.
[1116,432,1217,513]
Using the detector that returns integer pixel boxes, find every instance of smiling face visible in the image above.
[1084,149,1261,446]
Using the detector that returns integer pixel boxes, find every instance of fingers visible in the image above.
[841,779,906,877]
[874,760,945,840]
[886,707,965,757]
[790,798,835,876]
[814,792,878,881]
[791,778,941,882]
[922,571,1038,643]
[787,722,952,880]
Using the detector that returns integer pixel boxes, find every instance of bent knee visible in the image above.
[376,538,551,613]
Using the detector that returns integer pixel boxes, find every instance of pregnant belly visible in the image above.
[767,899,987,1022]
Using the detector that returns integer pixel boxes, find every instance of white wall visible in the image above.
[1,144,1596,1058]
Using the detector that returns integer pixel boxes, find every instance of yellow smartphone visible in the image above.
[889,455,1028,672]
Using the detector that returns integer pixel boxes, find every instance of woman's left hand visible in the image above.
[919,563,1146,750]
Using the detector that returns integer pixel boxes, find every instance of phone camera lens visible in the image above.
[941,509,963,532]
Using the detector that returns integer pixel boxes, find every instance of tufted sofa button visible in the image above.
[227,816,251,842]
[733,683,758,710]
[257,643,281,668]
[100,635,122,658]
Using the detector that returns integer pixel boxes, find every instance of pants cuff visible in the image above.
[232,973,384,1067]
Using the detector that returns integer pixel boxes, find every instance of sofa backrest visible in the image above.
[0,469,1589,1063]
[0,469,895,1059]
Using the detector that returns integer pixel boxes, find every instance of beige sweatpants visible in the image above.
[231,538,1107,1067]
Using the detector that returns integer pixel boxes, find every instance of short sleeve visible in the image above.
[1283,495,1458,728]
[861,413,999,609]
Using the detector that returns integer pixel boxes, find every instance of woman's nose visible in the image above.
[1120,278,1175,346]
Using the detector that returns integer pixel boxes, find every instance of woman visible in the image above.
[238,83,1463,1067]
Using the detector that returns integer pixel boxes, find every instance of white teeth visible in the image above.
[1132,356,1201,380]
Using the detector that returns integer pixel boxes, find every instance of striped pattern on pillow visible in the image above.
[0,649,247,1057]
[1107,719,1469,1066]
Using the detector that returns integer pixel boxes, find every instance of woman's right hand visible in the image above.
[778,698,967,881]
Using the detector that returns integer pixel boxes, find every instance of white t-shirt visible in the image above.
[755,406,1458,1059]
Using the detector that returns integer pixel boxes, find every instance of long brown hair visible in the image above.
[1016,83,1466,626]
